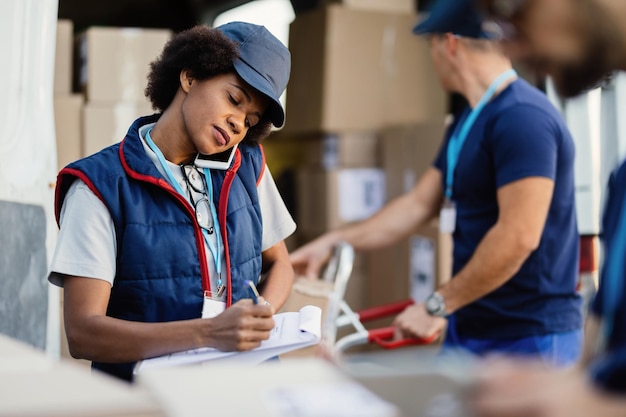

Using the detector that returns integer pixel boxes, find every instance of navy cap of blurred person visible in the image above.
[413,0,501,39]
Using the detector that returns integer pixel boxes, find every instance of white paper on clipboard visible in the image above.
[134,305,322,374]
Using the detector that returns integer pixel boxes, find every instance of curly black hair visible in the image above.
[145,25,272,144]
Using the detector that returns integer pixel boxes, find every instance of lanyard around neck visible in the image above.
[144,128,223,289]
[445,69,518,199]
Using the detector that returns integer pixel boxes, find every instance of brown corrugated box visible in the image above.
[381,121,448,200]
[54,94,84,170]
[0,333,161,416]
[55,20,74,95]
[324,0,415,14]
[83,102,154,156]
[367,221,453,308]
[279,252,369,358]
[77,27,171,104]
[366,121,452,307]
[296,167,386,236]
[303,131,380,169]
[285,5,447,134]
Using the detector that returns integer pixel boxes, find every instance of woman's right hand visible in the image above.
[206,298,274,352]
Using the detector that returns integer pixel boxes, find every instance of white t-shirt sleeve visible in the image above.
[258,165,296,251]
[48,179,117,287]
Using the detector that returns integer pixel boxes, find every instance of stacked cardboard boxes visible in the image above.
[54,23,171,168]
[285,5,446,134]
[52,21,170,364]
[323,0,415,14]
[54,20,84,171]
[77,27,171,155]
[290,130,385,313]
[367,122,453,309]
[281,4,450,323]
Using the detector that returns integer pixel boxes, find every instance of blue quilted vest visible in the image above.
[55,114,264,381]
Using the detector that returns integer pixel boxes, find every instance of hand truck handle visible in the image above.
[367,326,440,349]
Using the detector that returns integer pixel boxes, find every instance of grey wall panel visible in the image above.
[0,200,48,350]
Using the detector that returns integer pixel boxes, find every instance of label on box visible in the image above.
[338,169,385,222]
[409,236,435,303]
[321,134,340,170]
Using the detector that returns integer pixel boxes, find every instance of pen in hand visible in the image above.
[244,280,260,304]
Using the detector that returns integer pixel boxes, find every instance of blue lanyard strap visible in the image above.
[445,69,518,199]
[603,190,626,345]
[201,167,223,283]
[144,128,223,289]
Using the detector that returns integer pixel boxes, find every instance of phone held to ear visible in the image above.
[194,144,238,170]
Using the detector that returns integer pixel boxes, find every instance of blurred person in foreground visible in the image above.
[469,0,626,415]
[48,23,295,382]
[290,0,583,366]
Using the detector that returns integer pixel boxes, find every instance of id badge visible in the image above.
[440,200,456,233]
[202,296,226,319]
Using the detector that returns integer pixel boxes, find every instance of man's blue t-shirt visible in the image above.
[434,78,583,339]
[590,160,626,393]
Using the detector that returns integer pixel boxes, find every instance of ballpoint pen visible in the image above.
[244,280,260,304]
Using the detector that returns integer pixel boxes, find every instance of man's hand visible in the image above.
[206,298,275,352]
[289,232,339,279]
[392,303,446,341]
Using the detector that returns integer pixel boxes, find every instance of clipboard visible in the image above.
[134,305,322,374]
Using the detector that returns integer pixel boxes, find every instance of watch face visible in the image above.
[426,293,445,316]
[426,295,440,314]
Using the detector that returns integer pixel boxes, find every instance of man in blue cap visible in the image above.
[49,22,296,382]
[466,1,626,416]
[290,0,582,365]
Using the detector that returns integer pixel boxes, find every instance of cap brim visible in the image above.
[233,60,285,128]
[413,16,437,35]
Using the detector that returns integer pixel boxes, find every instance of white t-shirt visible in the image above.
[49,123,296,299]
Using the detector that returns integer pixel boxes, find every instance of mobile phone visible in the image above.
[194,144,238,170]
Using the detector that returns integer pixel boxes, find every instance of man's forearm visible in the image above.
[337,192,435,250]
[337,167,444,251]
[439,221,536,313]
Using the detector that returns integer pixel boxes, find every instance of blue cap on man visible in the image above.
[413,0,501,39]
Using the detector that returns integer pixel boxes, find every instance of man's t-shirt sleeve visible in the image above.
[489,105,560,188]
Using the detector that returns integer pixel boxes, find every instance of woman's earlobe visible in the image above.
[180,70,193,92]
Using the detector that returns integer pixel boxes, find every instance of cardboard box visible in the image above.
[0,333,160,416]
[296,168,386,236]
[367,221,452,308]
[325,0,415,14]
[381,121,447,200]
[279,251,369,358]
[285,5,447,134]
[77,27,171,103]
[55,20,73,95]
[83,102,154,156]
[304,131,380,169]
[54,94,84,170]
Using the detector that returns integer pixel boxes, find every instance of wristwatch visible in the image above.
[425,291,448,318]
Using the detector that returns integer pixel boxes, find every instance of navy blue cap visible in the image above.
[217,22,291,128]
[413,0,500,39]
